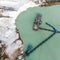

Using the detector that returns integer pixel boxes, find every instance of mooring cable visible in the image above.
[24,23,56,56]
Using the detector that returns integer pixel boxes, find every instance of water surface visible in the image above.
[16,5,60,60]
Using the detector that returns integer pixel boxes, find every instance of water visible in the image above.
[16,5,60,60]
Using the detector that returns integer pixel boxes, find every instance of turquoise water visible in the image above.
[16,5,60,60]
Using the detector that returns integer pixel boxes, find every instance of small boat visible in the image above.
[33,13,42,30]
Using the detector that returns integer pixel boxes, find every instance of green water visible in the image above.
[16,5,60,60]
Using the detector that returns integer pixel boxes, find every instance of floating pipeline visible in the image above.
[39,23,60,33]
[25,23,57,56]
